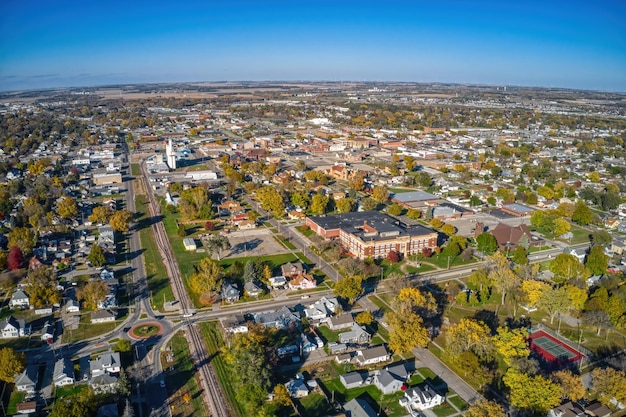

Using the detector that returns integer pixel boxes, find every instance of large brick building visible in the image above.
[306,211,438,260]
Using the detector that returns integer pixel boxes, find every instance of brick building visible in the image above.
[306,211,437,260]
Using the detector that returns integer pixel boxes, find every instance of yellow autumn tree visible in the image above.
[446,318,492,361]
[492,327,530,365]
[521,280,549,308]
[551,370,584,401]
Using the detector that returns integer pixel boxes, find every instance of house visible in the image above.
[304,297,340,321]
[281,262,304,278]
[254,306,300,330]
[340,371,366,389]
[336,353,352,364]
[373,364,409,395]
[300,333,318,353]
[10,289,30,309]
[489,222,537,251]
[238,220,256,230]
[611,237,626,255]
[356,345,390,366]
[41,321,55,343]
[329,314,354,331]
[339,324,371,345]
[288,272,317,290]
[1,316,31,338]
[222,282,240,303]
[244,281,263,297]
[91,309,116,324]
[53,358,75,386]
[16,401,37,414]
[90,374,119,394]
[329,342,348,355]
[90,351,121,377]
[547,401,587,417]
[563,246,586,263]
[15,365,38,393]
[585,401,611,417]
[183,238,197,251]
[268,275,288,288]
[66,298,80,313]
[220,314,248,334]
[285,378,309,398]
[400,384,444,411]
[343,398,378,417]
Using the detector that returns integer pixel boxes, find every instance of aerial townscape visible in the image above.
[0,2,625,417]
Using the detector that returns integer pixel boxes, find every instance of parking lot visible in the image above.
[447,212,530,237]
[224,228,290,259]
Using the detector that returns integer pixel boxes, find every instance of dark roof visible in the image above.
[308,211,435,242]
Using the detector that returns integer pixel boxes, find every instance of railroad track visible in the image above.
[141,163,230,417]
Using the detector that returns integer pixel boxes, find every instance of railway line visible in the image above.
[141,162,231,417]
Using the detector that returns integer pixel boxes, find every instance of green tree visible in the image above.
[177,223,187,237]
[336,197,355,213]
[0,251,6,270]
[310,194,330,215]
[441,223,457,236]
[56,196,78,219]
[511,246,528,265]
[27,266,61,308]
[403,155,416,172]
[257,187,285,217]
[205,234,231,260]
[109,209,133,233]
[503,369,561,415]
[49,388,98,417]
[551,370,584,401]
[189,258,223,295]
[549,253,589,285]
[0,347,25,383]
[355,311,374,326]
[406,208,422,219]
[446,318,492,360]
[88,205,113,224]
[539,286,571,325]
[290,191,310,209]
[387,203,403,216]
[333,275,364,305]
[349,173,365,191]
[88,244,106,267]
[476,233,498,255]
[591,367,626,406]
[487,252,521,306]
[572,200,592,226]
[117,368,131,397]
[114,339,132,353]
[8,227,36,255]
[493,327,530,366]
[372,186,389,203]
[360,197,378,211]
[586,245,609,276]
[416,172,432,187]
[554,218,571,238]
[465,399,505,417]
[590,230,612,246]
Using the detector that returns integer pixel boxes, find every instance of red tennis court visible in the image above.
[529,329,586,367]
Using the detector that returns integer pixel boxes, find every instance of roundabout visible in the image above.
[128,322,165,340]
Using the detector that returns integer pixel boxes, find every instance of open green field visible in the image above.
[131,163,141,176]
[322,378,407,417]
[198,322,243,417]
[161,332,209,417]
[62,313,124,343]
[298,393,332,417]
[136,195,174,311]
[6,389,24,415]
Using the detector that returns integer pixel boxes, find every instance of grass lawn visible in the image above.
[131,163,141,176]
[55,384,88,398]
[448,395,468,411]
[368,295,390,312]
[296,225,314,237]
[558,223,591,245]
[425,254,476,269]
[161,332,209,417]
[186,164,211,171]
[389,187,416,194]
[432,401,458,417]
[6,389,24,415]
[136,195,174,311]
[316,325,342,343]
[417,367,436,380]
[275,235,297,250]
[298,393,332,417]
[62,313,121,343]
[322,378,407,417]
[198,322,244,417]
[406,264,436,274]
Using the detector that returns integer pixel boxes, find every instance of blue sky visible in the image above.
[1,0,625,91]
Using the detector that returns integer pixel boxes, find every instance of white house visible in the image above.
[328,314,354,331]
[15,366,38,393]
[90,351,121,377]
[41,321,55,343]
[285,378,309,398]
[1,316,31,338]
[400,385,445,411]
[53,358,75,386]
[374,363,410,395]
[10,289,30,309]
[66,298,80,313]
[91,310,116,324]
[356,345,390,366]
[90,374,119,394]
